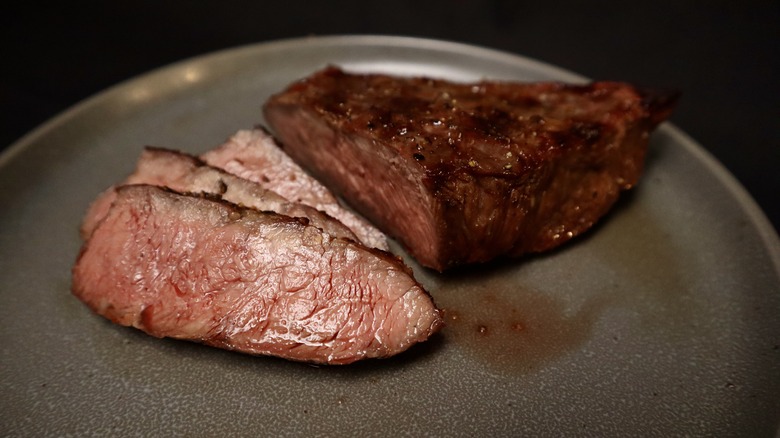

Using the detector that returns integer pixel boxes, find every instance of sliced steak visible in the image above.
[264,67,679,271]
[80,147,359,244]
[72,185,442,364]
[201,128,388,250]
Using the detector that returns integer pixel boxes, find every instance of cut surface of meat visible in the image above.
[201,128,388,250]
[72,185,442,364]
[264,67,679,271]
[79,147,359,244]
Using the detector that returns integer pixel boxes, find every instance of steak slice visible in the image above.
[72,185,442,364]
[80,147,359,244]
[201,128,388,250]
[264,67,679,271]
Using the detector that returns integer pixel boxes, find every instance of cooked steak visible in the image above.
[72,185,442,364]
[201,128,388,250]
[264,67,679,271]
[80,147,359,243]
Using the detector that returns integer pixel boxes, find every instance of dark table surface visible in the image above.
[3,1,778,233]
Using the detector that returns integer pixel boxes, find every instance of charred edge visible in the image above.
[637,87,682,126]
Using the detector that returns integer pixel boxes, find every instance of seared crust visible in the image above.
[264,67,679,271]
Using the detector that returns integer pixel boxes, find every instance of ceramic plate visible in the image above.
[2,36,779,436]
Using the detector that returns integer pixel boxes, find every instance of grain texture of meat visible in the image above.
[79,147,359,244]
[72,185,442,364]
[264,67,679,271]
[201,128,388,250]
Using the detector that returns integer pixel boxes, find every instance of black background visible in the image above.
[2,1,778,233]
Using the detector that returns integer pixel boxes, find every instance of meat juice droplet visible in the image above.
[431,272,614,375]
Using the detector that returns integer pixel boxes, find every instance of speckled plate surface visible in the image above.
[1,36,779,436]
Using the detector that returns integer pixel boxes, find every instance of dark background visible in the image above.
[2,1,778,233]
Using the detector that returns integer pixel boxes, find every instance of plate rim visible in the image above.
[2,34,780,435]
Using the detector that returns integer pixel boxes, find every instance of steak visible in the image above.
[80,147,359,244]
[72,185,442,364]
[201,128,388,250]
[263,67,679,271]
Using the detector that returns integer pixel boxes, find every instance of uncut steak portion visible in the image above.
[72,185,442,364]
[80,147,359,244]
[264,67,679,271]
[201,128,388,250]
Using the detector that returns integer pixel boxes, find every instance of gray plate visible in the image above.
[1,36,779,436]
